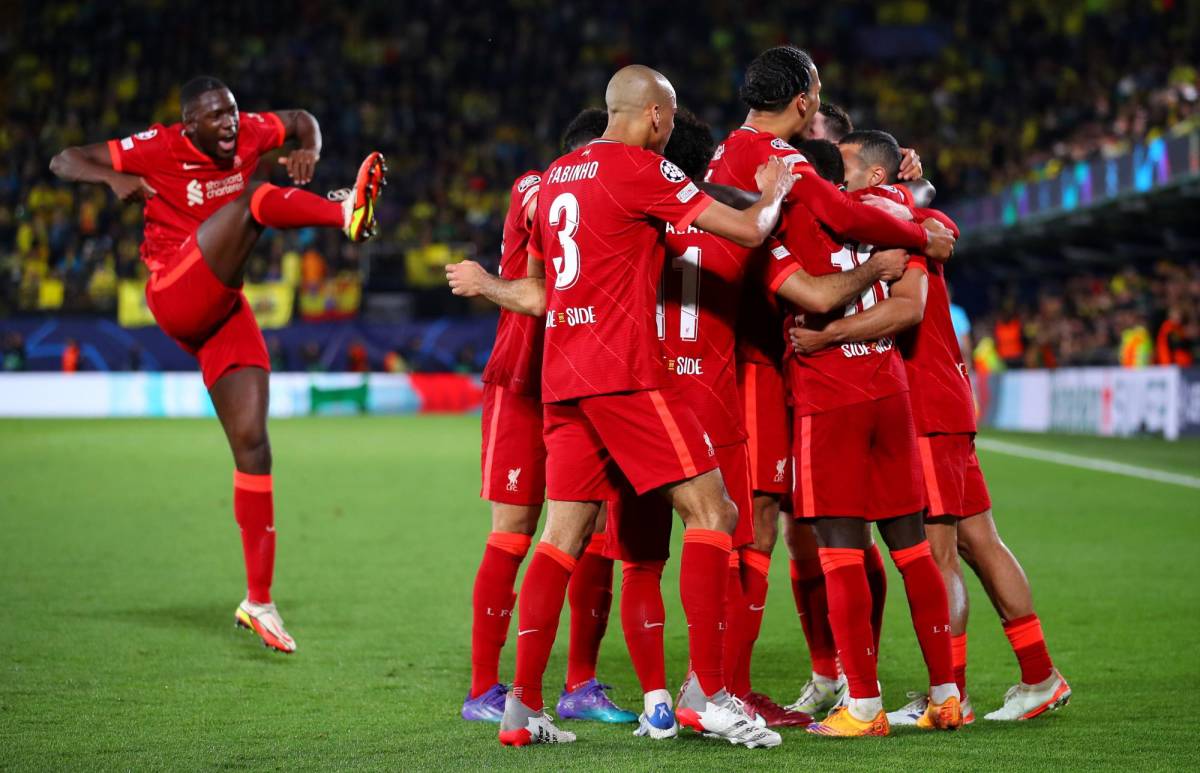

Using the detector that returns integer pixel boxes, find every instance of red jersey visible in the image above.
[901,208,976,434]
[107,112,286,276]
[782,185,912,416]
[529,140,713,403]
[708,126,930,366]
[482,170,544,396]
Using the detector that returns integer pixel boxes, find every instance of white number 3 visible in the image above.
[550,193,581,290]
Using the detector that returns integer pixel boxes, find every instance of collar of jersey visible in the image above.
[738,125,759,133]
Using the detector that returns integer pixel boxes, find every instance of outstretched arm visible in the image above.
[691,156,795,248]
[775,249,908,314]
[790,264,929,354]
[274,110,323,185]
[446,257,546,317]
[49,142,156,202]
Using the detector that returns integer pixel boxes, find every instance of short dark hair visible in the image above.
[818,103,853,142]
[794,139,844,184]
[840,129,902,183]
[561,108,608,153]
[662,108,715,179]
[180,76,229,109]
[740,46,815,112]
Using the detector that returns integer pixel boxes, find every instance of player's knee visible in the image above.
[232,430,271,474]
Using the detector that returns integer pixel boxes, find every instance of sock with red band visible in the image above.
[511,543,576,712]
[621,560,667,693]
[733,548,771,695]
[864,542,888,653]
[469,531,532,698]
[1003,614,1054,685]
[952,633,968,697]
[722,555,748,696]
[891,541,956,688]
[249,183,344,230]
[233,471,274,605]
[565,534,613,691]
[680,529,732,697]
[818,547,878,698]
[791,557,839,680]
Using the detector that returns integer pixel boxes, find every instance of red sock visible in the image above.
[680,529,731,697]
[621,560,667,693]
[891,542,955,687]
[791,557,838,680]
[511,543,576,712]
[723,555,747,696]
[735,548,772,695]
[469,531,531,698]
[1003,614,1054,685]
[865,542,888,654]
[818,547,878,698]
[565,534,613,691]
[233,471,274,605]
[249,183,344,230]
[952,633,968,697]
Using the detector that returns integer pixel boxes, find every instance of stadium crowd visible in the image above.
[2,0,1197,320]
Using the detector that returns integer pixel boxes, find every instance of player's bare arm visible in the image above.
[775,249,908,314]
[691,156,795,248]
[48,142,156,202]
[698,181,760,210]
[445,257,546,317]
[273,109,322,185]
[789,263,929,354]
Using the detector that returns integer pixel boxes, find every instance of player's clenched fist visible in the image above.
[279,149,320,186]
[921,217,956,260]
[446,260,490,297]
[108,173,157,202]
[788,324,832,355]
[754,155,798,199]
[867,248,909,282]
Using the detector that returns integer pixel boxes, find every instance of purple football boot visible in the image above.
[461,683,508,722]
[556,679,638,723]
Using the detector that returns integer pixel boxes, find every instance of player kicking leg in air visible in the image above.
[453,66,796,748]
[50,76,385,653]
[796,134,1070,724]
[460,109,634,724]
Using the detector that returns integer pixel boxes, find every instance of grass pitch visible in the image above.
[1,416,1198,771]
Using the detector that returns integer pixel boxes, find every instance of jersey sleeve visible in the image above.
[240,112,287,156]
[792,168,929,249]
[527,206,545,262]
[106,125,169,177]
[906,253,929,275]
[914,207,960,239]
[633,155,713,232]
[763,238,802,293]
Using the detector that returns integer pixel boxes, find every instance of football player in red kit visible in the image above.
[50,77,385,653]
[792,131,1070,726]
[456,109,636,725]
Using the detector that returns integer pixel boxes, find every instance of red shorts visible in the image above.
[738,360,791,495]
[543,388,718,501]
[917,433,993,518]
[480,383,546,506]
[792,392,925,520]
[145,236,269,389]
[604,440,755,562]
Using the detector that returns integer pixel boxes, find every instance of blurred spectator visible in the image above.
[3,333,26,371]
[62,338,79,372]
[127,344,142,371]
[347,341,370,372]
[383,349,409,373]
[301,341,324,372]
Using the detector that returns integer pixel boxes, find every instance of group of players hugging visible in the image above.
[51,43,1069,750]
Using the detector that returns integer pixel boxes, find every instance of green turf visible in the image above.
[1,418,1198,771]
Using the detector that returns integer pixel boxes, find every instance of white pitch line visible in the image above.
[976,437,1200,491]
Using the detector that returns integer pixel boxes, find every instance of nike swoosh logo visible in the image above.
[517,629,538,636]
[182,162,205,170]
[643,621,664,629]
[749,604,766,611]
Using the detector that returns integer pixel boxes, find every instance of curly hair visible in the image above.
[739,46,814,112]
[662,108,715,179]
[561,108,608,153]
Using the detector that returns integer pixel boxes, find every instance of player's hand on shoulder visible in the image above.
[861,194,913,221]
[279,149,320,186]
[445,260,489,297]
[921,217,955,260]
[108,173,156,203]
[867,248,908,282]
[899,148,923,181]
[755,155,798,198]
